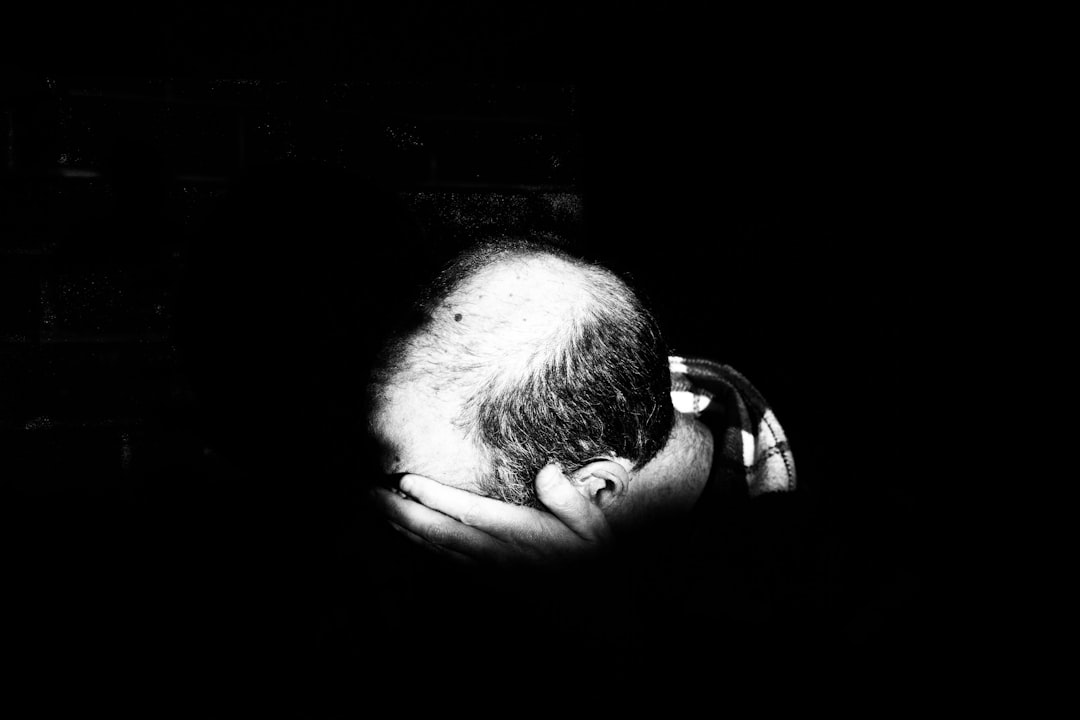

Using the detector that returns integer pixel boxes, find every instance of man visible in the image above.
[342,234,816,670]
[366,235,796,566]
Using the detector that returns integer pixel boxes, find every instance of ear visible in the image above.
[568,459,631,509]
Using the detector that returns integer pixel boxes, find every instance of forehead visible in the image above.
[367,381,484,492]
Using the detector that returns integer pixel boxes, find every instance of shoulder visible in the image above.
[669,356,797,497]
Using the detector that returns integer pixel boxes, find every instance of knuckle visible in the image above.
[545,496,575,515]
[460,502,484,527]
[422,521,449,546]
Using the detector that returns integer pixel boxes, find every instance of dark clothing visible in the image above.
[306,359,919,702]
[312,361,818,681]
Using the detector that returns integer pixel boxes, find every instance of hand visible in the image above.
[369,464,613,567]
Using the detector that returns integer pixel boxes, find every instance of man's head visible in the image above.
[367,237,674,508]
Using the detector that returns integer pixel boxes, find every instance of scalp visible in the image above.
[401,251,609,400]
[440,253,594,339]
[373,240,673,505]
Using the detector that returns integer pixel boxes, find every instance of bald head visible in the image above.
[369,238,674,507]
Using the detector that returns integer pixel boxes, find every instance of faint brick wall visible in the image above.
[0,77,583,495]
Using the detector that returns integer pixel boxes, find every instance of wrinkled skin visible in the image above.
[369,463,612,567]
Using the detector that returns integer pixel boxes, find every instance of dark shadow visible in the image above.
[165,160,436,688]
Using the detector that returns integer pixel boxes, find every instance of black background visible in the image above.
[1,2,1018,710]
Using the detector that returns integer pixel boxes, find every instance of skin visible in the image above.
[367,251,715,566]
[368,376,615,565]
[369,395,714,567]
[371,464,614,566]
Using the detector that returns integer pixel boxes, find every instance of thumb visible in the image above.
[535,464,611,541]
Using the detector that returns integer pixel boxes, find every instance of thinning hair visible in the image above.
[374,236,674,507]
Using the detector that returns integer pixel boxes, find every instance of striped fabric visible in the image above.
[669,356,796,497]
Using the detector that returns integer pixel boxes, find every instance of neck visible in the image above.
[608,414,713,532]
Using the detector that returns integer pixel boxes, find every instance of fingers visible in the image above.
[397,473,537,538]
[372,469,612,568]
[371,486,504,557]
[534,464,612,542]
[386,520,477,566]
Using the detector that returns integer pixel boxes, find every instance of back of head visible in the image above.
[374,236,674,506]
